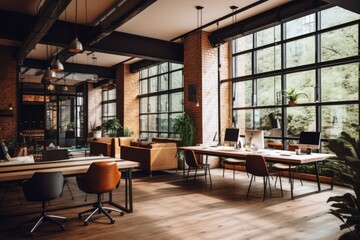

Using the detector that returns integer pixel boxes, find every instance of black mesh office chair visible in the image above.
[21,172,66,235]
[41,149,74,200]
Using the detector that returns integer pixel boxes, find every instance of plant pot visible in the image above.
[288,100,297,106]
[93,131,101,138]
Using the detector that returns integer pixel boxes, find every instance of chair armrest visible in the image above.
[90,141,111,157]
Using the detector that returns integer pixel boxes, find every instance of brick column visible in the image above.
[87,83,102,130]
[184,31,230,145]
[116,64,139,139]
[0,46,17,143]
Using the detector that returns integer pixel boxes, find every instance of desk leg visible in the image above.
[108,169,133,213]
[288,165,294,200]
[314,161,321,192]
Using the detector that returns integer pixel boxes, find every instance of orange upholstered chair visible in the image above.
[76,161,123,225]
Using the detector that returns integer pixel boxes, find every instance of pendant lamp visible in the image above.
[51,59,64,72]
[69,0,83,53]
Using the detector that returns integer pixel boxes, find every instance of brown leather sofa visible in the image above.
[121,140,178,175]
[90,137,132,158]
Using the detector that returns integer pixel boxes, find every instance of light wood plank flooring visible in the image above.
[0,168,349,239]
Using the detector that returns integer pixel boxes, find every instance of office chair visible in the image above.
[76,161,124,225]
[41,149,74,200]
[21,172,66,235]
[222,158,249,180]
[246,154,283,201]
[184,149,212,187]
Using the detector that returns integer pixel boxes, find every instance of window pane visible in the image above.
[148,114,157,131]
[170,92,183,112]
[170,113,182,132]
[140,79,148,94]
[140,69,148,79]
[285,36,315,68]
[140,115,147,131]
[159,63,168,74]
[321,25,359,62]
[253,108,282,137]
[256,25,281,47]
[148,96,157,113]
[256,45,281,73]
[158,114,168,132]
[285,13,315,39]
[287,106,316,137]
[171,63,183,71]
[159,94,168,112]
[149,77,157,93]
[321,6,360,30]
[286,70,315,104]
[108,89,116,100]
[233,53,252,77]
[321,104,359,139]
[233,109,253,134]
[321,63,359,102]
[170,71,183,89]
[149,66,157,76]
[257,76,281,106]
[233,80,253,108]
[140,98,148,113]
[159,74,168,91]
[102,91,108,101]
[233,34,253,53]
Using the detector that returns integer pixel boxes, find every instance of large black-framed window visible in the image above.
[139,62,184,140]
[231,6,360,150]
[102,88,116,122]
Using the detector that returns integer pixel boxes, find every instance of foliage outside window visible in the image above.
[102,88,116,123]
[231,6,360,149]
[139,62,184,140]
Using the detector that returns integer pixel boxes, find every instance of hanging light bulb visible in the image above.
[69,0,83,53]
[51,59,64,72]
[47,84,55,91]
[8,104,13,111]
[43,67,56,81]
[63,79,68,91]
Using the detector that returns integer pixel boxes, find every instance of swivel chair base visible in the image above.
[78,193,124,225]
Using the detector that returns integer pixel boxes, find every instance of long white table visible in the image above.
[180,146,334,199]
[0,156,139,218]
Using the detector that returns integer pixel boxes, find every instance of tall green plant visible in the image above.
[173,114,195,146]
[102,119,122,137]
[324,131,360,239]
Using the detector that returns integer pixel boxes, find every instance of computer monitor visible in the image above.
[298,131,321,150]
[245,130,264,149]
[224,128,239,146]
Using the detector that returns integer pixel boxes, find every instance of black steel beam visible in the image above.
[17,0,72,63]
[0,9,183,63]
[23,59,115,79]
[208,0,329,47]
[86,0,157,45]
[323,0,360,14]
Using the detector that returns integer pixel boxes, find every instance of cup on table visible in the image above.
[295,148,301,155]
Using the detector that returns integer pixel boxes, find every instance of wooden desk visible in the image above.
[180,146,333,199]
[0,156,139,217]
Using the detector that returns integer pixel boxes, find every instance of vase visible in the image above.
[93,131,101,138]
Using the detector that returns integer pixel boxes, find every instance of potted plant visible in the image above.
[323,130,360,239]
[65,121,75,138]
[91,121,102,138]
[102,119,122,137]
[121,127,134,137]
[173,114,195,147]
[285,88,308,105]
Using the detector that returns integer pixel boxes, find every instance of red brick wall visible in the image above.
[0,46,17,143]
[116,64,139,139]
[87,83,102,131]
[184,31,230,145]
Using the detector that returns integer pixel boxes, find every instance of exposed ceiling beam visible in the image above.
[23,59,115,79]
[208,0,329,47]
[86,0,157,45]
[323,0,360,14]
[0,9,183,64]
[17,0,72,63]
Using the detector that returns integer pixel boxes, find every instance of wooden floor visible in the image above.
[0,168,349,240]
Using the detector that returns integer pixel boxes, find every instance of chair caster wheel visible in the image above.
[120,212,124,216]
[107,210,112,213]
[84,221,89,226]
[110,220,115,224]
[78,214,82,220]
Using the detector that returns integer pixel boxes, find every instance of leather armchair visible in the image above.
[90,137,133,158]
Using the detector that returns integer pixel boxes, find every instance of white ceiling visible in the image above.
[0,0,291,85]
